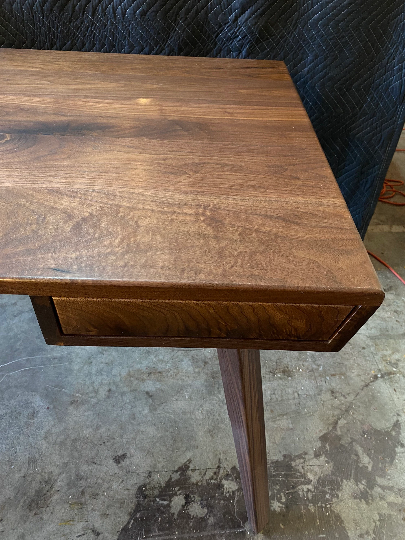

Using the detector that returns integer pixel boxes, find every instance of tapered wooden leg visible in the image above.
[218,348,270,534]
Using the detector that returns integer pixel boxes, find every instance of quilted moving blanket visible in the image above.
[1,0,404,237]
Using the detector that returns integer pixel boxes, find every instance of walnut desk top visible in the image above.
[0,49,382,351]
[0,49,384,534]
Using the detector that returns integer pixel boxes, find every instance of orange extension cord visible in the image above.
[367,251,405,286]
[378,179,405,206]
[366,143,405,286]
[378,144,405,206]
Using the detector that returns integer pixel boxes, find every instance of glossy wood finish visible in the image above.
[0,49,383,311]
[218,348,270,534]
[53,297,353,340]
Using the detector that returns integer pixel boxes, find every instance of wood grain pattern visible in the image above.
[1,50,384,538]
[0,49,383,311]
[53,297,354,341]
[31,297,378,351]
[218,348,270,534]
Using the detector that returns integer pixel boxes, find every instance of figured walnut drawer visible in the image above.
[52,297,354,341]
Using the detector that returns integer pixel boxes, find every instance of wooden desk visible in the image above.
[0,49,383,533]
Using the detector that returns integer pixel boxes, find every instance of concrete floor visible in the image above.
[1,133,404,540]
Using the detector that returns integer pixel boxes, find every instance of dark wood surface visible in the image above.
[218,348,270,534]
[30,296,377,351]
[53,297,353,340]
[0,49,383,309]
[2,51,385,536]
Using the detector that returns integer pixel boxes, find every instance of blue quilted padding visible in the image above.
[1,0,404,237]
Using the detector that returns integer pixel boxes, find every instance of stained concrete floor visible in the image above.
[0,134,405,540]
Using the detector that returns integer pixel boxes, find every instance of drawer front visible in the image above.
[53,297,354,342]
